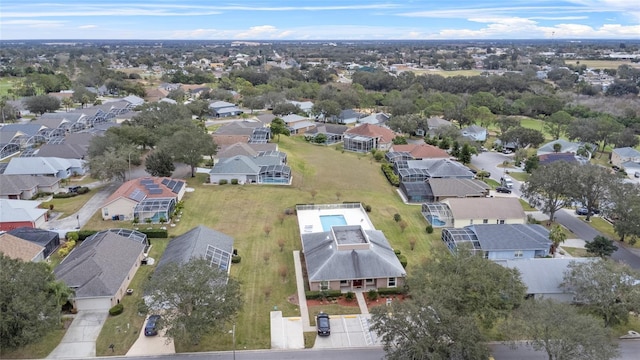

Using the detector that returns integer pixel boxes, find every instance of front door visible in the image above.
[353,279,363,288]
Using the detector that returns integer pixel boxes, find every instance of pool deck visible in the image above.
[296,205,375,234]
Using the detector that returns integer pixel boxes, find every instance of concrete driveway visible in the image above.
[313,314,380,349]
[47,311,108,359]
[126,316,175,356]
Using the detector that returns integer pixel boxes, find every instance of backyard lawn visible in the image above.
[91,136,442,353]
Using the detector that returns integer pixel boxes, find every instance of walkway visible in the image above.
[47,311,108,359]
[47,181,119,233]
[293,251,314,332]
[354,291,369,315]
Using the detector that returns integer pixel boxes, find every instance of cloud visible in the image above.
[1,19,65,28]
[78,25,98,29]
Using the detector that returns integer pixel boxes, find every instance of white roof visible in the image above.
[0,199,48,222]
[4,157,85,176]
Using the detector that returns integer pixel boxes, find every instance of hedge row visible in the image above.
[139,229,168,238]
[305,290,342,300]
[381,163,400,187]
[378,287,407,296]
[77,230,98,241]
[52,187,90,198]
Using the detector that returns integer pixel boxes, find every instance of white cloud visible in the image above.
[78,25,98,29]
[1,19,65,28]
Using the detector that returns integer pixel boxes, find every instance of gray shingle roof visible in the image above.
[301,229,406,281]
[427,178,490,197]
[210,155,261,175]
[54,231,145,298]
[499,258,593,295]
[0,174,59,196]
[470,224,551,251]
[444,197,525,221]
[407,159,474,178]
[155,225,234,271]
[613,147,640,158]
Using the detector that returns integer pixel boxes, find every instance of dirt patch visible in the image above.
[287,293,299,306]
[365,294,409,310]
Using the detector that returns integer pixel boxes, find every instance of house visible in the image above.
[328,109,364,124]
[213,121,270,143]
[155,225,234,274]
[304,124,348,144]
[461,125,488,142]
[297,204,406,291]
[388,143,450,160]
[499,258,593,302]
[358,113,390,126]
[0,199,48,231]
[0,123,47,158]
[0,174,61,199]
[101,177,186,222]
[216,142,278,161]
[209,153,291,185]
[122,95,145,108]
[281,114,315,134]
[423,197,526,228]
[8,227,61,259]
[36,133,94,159]
[611,147,640,168]
[396,158,475,183]
[287,100,314,115]
[209,101,243,117]
[538,152,580,166]
[3,157,86,178]
[343,123,396,152]
[419,117,453,136]
[537,139,595,157]
[0,233,45,262]
[401,178,489,204]
[54,229,147,311]
[442,224,552,260]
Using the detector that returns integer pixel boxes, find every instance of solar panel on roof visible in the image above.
[140,179,154,185]
[129,189,146,202]
[148,188,163,195]
[161,178,169,185]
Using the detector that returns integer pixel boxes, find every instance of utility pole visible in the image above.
[128,152,132,181]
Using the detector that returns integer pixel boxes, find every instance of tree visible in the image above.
[270,118,290,141]
[548,225,567,256]
[571,164,619,221]
[458,143,472,164]
[502,298,618,360]
[71,86,96,108]
[144,259,242,344]
[0,97,19,123]
[0,254,67,349]
[145,150,176,177]
[371,298,490,360]
[410,249,526,329]
[544,110,573,140]
[496,116,520,136]
[312,100,341,121]
[585,235,618,258]
[23,94,60,115]
[160,128,216,177]
[561,259,640,327]
[608,183,640,243]
[524,155,539,173]
[61,97,75,112]
[501,126,545,149]
[522,162,576,222]
[88,147,129,182]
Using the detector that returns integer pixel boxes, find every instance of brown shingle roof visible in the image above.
[211,134,250,147]
[0,233,44,262]
[345,123,396,143]
[443,197,525,221]
[391,144,450,159]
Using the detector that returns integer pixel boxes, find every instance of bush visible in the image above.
[137,300,148,315]
[397,254,408,268]
[139,229,168,238]
[218,179,228,185]
[345,291,355,301]
[394,249,402,255]
[77,230,98,241]
[364,204,372,212]
[76,186,90,194]
[109,303,124,316]
[53,192,77,199]
[230,179,239,185]
[426,225,434,234]
[381,163,400,186]
[367,289,379,301]
[231,255,242,263]
[305,290,342,300]
[31,192,52,200]
[378,287,406,296]
[393,213,402,222]
[66,232,79,241]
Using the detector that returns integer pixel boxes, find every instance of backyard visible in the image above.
[89,136,444,353]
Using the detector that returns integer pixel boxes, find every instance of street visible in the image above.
[490,340,640,360]
[104,348,385,360]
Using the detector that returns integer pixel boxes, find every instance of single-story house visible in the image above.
[343,123,396,152]
[8,227,61,259]
[442,224,552,260]
[155,225,234,274]
[209,153,291,185]
[461,125,488,142]
[396,158,475,183]
[0,199,48,231]
[499,258,594,302]
[101,177,186,222]
[611,147,640,168]
[216,142,278,163]
[304,124,348,144]
[400,178,490,204]
[0,123,47,159]
[537,139,595,157]
[358,113,390,126]
[287,100,314,115]
[3,157,86,178]
[297,204,406,291]
[0,174,61,199]
[325,109,365,124]
[389,143,450,160]
[0,233,46,262]
[538,152,581,166]
[54,229,148,311]
[281,114,315,134]
[209,101,243,117]
[418,117,454,136]
[433,197,526,228]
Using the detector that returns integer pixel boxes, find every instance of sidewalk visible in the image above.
[293,251,314,332]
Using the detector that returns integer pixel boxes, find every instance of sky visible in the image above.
[1,0,639,40]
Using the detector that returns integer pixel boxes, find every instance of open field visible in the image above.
[565,60,640,70]
[0,77,18,96]
[87,136,443,352]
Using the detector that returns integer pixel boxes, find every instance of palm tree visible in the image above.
[62,97,74,112]
[48,280,74,310]
[548,224,567,256]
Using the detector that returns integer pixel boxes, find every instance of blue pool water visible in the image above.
[426,215,446,227]
[320,215,347,231]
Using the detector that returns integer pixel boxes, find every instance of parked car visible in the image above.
[144,315,160,336]
[496,187,512,194]
[576,207,589,216]
[635,171,640,178]
[68,185,81,193]
[316,312,330,336]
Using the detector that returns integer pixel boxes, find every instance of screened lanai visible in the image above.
[421,202,453,227]
[400,182,432,203]
[259,164,291,184]
[441,228,481,254]
[398,168,430,182]
[385,151,413,164]
[343,134,375,153]
[86,228,150,250]
[134,198,176,223]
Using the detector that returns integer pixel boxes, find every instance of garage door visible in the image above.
[77,297,112,311]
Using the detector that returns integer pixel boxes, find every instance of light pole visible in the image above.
[228,323,236,360]
[76,214,80,229]
[128,152,132,181]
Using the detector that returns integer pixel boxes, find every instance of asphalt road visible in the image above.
[105,348,385,360]
[490,340,640,360]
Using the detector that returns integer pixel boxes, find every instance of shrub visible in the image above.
[77,230,98,241]
[394,249,401,255]
[231,255,242,263]
[137,300,148,315]
[381,163,400,186]
[393,213,402,222]
[378,287,406,296]
[139,229,168,238]
[109,303,124,316]
[76,186,90,194]
[426,225,434,234]
[218,179,228,185]
[66,232,79,241]
[230,178,239,185]
[305,290,342,300]
[53,193,77,199]
[397,254,408,268]
[345,291,355,301]
[367,289,379,301]
[364,204,372,212]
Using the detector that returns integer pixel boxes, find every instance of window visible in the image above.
[515,250,523,258]
[388,277,396,288]
[320,281,329,291]
[483,219,488,224]
[366,279,374,284]
[104,208,109,216]
[483,251,489,259]
[499,219,505,224]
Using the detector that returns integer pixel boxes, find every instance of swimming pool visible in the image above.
[320,215,347,231]
[426,215,446,227]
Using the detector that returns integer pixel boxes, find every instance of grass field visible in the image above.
[0,77,18,96]
[41,188,101,219]
[89,136,444,353]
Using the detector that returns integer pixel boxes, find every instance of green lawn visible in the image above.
[560,246,591,258]
[508,172,529,182]
[90,136,443,353]
[0,319,69,359]
[41,189,100,219]
[519,199,536,211]
[0,77,18,96]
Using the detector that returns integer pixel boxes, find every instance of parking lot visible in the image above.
[313,315,380,349]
